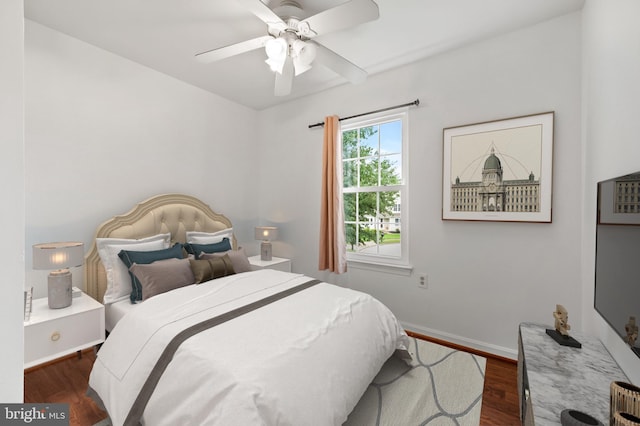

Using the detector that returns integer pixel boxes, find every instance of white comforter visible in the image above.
[89,269,409,426]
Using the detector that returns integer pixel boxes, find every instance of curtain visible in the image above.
[319,115,347,273]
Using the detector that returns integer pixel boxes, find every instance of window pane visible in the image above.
[379,191,400,221]
[343,193,356,221]
[380,154,402,185]
[379,222,401,257]
[378,187,401,258]
[360,126,379,156]
[358,192,377,221]
[344,223,358,253]
[358,225,377,252]
[380,120,402,154]
[343,159,357,188]
[360,158,379,187]
[342,129,358,159]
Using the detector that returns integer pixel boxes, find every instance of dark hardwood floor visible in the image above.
[480,357,521,425]
[23,350,107,426]
[24,337,521,425]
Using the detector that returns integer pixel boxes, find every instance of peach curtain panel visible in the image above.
[319,115,347,273]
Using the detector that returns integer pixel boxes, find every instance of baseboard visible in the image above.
[401,321,517,361]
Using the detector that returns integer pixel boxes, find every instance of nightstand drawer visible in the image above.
[24,293,105,368]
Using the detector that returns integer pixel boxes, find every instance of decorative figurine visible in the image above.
[546,304,581,348]
[625,316,638,347]
[554,304,571,336]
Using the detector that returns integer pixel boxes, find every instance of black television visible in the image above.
[595,172,640,358]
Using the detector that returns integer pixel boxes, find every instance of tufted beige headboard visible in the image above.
[84,193,235,303]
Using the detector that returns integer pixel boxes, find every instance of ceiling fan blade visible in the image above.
[274,56,294,96]
[195,35,273,63]
[313,42,367,84]
[302,0,379,37]
[237,0,287,32]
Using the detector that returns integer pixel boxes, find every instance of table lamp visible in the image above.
[33,241,84,309]
[255,226,278,261]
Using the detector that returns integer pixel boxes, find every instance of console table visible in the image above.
[518,322,628,425]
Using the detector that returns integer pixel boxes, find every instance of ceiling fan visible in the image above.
[195,0,379,96]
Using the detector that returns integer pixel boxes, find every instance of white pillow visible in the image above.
[186,228,234,246]
[97,233,171,304]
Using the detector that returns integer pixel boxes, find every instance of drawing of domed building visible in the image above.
[450,148,540,212]
[614,173,640,213]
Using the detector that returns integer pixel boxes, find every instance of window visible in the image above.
[340,110,409,270]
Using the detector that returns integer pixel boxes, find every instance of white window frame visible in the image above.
[340,109,410,275]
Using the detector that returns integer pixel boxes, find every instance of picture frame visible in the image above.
[598,172,640,225]
[442,112,554,222]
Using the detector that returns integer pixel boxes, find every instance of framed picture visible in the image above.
[598,172,640,225]
[442,112,554,222]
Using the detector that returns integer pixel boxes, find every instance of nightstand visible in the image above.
[24,291,105,369]
[248,255,291,272]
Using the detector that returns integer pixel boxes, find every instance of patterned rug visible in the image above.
[94,337,486,426]
[344,336,487,426]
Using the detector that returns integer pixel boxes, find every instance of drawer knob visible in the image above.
[50,332,61,342]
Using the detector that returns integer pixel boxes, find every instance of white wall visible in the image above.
[257,12,583,358]
[582,0,640,384]
[25,21,261,298]
[0,0,25,402]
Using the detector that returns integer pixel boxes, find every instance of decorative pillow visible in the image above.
[118,243,184,303]
[96,233,171,304]
[129,258,195,301]
[189,254,235,283]
[199,247,252,273]
[183,238,232,259]
[186,228,234,246]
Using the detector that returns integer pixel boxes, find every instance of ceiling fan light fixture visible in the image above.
[196,0,379,96]
[264,36,288,73]
[265,58,283,73]
[293,58,312,76]
[291,39,316,75]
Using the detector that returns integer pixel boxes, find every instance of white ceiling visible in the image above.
[24,0,585,110]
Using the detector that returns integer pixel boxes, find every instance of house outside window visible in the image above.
[341,110,409,270]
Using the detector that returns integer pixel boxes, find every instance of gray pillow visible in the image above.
[199,248,252,273]
[129,258,195,301]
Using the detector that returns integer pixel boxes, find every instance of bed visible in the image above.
[84,193,410,425]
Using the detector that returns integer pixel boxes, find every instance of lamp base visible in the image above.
[260,241,272,261]
[48,270,72,309]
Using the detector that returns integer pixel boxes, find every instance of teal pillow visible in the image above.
[184,238,232,259]
[118,243,184,303]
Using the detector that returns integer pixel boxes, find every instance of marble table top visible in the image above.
[519,322,629,425]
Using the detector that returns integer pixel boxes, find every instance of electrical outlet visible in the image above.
[418,274,427,289]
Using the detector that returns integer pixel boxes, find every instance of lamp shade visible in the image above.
[33,241,84,270]
[255,227,278,241]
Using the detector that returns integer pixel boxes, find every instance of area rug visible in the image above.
[344,336,487,426]
[94,337,486,426]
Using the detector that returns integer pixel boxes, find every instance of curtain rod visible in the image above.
[308,98,420,129]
